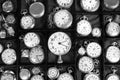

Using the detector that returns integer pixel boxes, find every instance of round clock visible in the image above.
[104,0,119,9]
[57,73,74,80]
[84,73,100,80]
[92,27,101,37]
[86,42,102,58]
[2,0,13,13]
[19,68,31,80]
[23,32,40,48]
[54,9,73,29]
[56,0,73,8]
[106,21,120,37]
[21,15,35,29]
[0,43,3,54]
[31,75,44,80]
[29,2,45,18]
[32,67,41,75]
[81,0,100,12]
[6,14,15,24]
[77,16,92,36]
[106,45,120,63]
[48,32,72,63]
[1,44,16,65]
[29,45,44,64]
[47,67,60,79]
[78,56,94,73]
[78,46,86,56]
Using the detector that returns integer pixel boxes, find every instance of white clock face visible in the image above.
[106,22,120,37]
[77,20,92,36]
[1,48,16,65]
[56,0,73,8]
[31,75,44,80]
[54,10,73,29]
[57,73,74,80]
[106,46,120,63]
[0,44,3,53]
[84,73,100,80]
[23,32,40,48]
[47,67,59,79]
[1,73,15,80]
[29,2,45,18]
[107,74,120,80]
[29,45,44,64]
[78,56,94,73]
[48,32,72,55]
[86,42,102,58]
[19,68,31,80]
[92,27,101,37]
[81,0,100,12]
[78,46,86,56]
[21,15,35,29]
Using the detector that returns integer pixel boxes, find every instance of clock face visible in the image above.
[47,67,59,79]
[86,42,102,58]
[77,20,92,36]
[78,56,94,73]
[29,2,45,18]
[21,15,35,29]
[48,32,72,55]
[106,22,120,37]
[56,0,73,8]
[81,0,100,12]
[57,73,74,80]
[92,27,101,37]
[107,74,120,80]
[23,32,40,48]
[54,10,73,29]
[31,75,44,80]
[1,48,16,65]
[84,73,100,80]
[29,45,44,64]
[1,73,15,80]
[106,46,120,63]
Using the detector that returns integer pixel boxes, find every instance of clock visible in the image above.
[92,27,101,37]
[48,32,72,63]
[78,46,86,56]
[81,0,100,12]
[29,2,45,18]
[23,32,40,48]
[2,0,13,13]
[31,75,44,80]
[77,16,92,36]
[56,0,73,8]
[29,45,44,64]
[54,9,73,29]
[57,73,74,80]
[21,15,35,29]
[86,42,102,58]
[84,73,100,80]
[78,56,94,73]
[106,45,120,63]
[47,67,60,79]
[1,43,16,65]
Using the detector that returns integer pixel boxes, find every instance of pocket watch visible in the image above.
[92,27,101,37]
[2,0,13,13]
[29,45,44,64]
[56,0,73,8]
[104,0,119,9]
[29,1,45,18]
[57,73,74,80]
[78,56,94,73]
[0,70,16,80]
[106,66,120,80]
[32,67,41,75]
[6,14,15,24]
[84,72,100,80]
[30,74,44,80]
[81,0,100,12]
[48,32,72,63]
[78,46,86,56]
[86,42,102,58]
[47,67,60,79]
[0,43,3,54]
[23,32,40,48]
[1,43,17,65]
[21,9,35,29]
[53,9,73,29]
[106,43,120,63]
[106,18,120,37]
[77,16,92,36]
[19,68,31,80]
